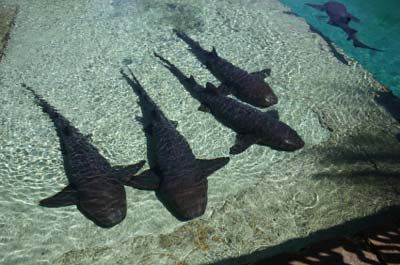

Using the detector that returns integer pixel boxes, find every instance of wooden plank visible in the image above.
[366,224,400,265]
[250,237,380,265]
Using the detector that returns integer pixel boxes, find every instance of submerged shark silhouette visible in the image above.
[154,53,304,155]
[24,83,147,228]
[120,68,229,221]
[173,29,278,108]
[306,1,382,51]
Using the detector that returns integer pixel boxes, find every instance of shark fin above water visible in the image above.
[39,184,78,207]
[230,134,259,155]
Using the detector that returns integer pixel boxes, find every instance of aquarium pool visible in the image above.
[280,0,400,96]
[0,0,400,264]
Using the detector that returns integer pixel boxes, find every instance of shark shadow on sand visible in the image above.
[173,29,278,108]
[154,53,304,155]
[310,132,400,193]
[23,84,147,228]
[306,1,382,51]
[120,68,229,221]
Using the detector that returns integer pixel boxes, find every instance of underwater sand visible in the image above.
[0,0,399,264]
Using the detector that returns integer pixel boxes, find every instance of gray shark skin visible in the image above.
[306,1,382,51]
[23,84,146,228]
[120,68,229,221]
[173,29,278,108]
[154,53,304,155]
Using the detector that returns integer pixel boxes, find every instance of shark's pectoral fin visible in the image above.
[265,110,280,120]
[350,14,360,22]
[218,83,233,95]
[198,104,211,113]
[352,38,382,51]
[122,169,160,190]
[39,184,78,207]
[197,157,230,178]
[251,68,271,79]
[135,115,144,124]
[230,134,258,155]
[305,3,326,11]
[114,160,146,178]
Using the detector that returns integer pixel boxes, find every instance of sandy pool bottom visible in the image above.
[0,0,399,264]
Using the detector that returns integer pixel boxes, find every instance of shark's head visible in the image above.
[157,179,208,221]
[261,122,305,151]
[245,82,278,108]
[78,181,127,228]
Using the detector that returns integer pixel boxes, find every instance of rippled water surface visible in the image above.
[0,0,399,264]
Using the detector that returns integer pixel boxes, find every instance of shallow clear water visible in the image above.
[0,0,399,264]
[280,0,400,96]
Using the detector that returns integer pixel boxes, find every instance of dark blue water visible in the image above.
[280,0,400,96]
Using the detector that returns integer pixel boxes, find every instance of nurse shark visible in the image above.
[173,29,278,108]
[24,84,147,228]
[120,68,229,221]
[154,53,304,155]
[306,1,382,51]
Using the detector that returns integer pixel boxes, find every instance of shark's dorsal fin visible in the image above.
[251,68,271,79]
[211,47,218,57]
[188,75,196,84]
[204,82,220,95]
[170,120,178,128]
[39,184,78,207]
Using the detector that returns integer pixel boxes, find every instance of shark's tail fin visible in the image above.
[173,29,209,57]
[121,67,154,106]
[120,67,162,119]
[154,52,199,89]
[22,83,66,124]
[305,3,326,11]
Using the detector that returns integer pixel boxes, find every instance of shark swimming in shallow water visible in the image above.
[154,53,304,155]
[23,84,147,228]
[306,1,382,51]
[120,68,229,221]
[173,29,278,108]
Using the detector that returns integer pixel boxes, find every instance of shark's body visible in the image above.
[306,1,382,51]
[173,29,278,108]
[24,84,146,228]
[120,69,229,221]
[154,54,304,155]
